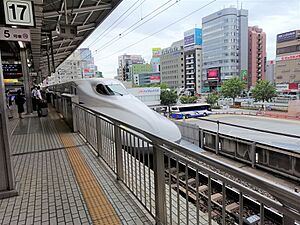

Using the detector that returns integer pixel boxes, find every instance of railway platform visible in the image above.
[0,108,154,225]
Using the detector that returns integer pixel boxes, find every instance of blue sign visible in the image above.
[277,31,296,43]
[184,28,202,47]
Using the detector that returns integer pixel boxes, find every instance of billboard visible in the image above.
[184,28,202,47]
[277,30,297,43]
[276,53,300,61]
[207,68,220,80]
[152,48,161,57]
[149,76,160,83]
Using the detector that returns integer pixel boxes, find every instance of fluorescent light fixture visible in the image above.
[18,41,25,48]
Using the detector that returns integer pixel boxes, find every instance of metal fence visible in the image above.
[57,95,300,225]
[174,118,300,181]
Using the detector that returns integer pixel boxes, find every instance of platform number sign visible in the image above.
[3,0,35,27]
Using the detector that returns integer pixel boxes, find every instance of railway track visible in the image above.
[165,161,284,225]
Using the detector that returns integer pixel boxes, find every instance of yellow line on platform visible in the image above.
[60,133,121,225]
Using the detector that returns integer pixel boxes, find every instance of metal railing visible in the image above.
[175,117,300,181]
[58,95,300,225]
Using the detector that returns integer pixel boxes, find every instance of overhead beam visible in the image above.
[77,23,96,33]
[43,4,111,18]
[42,44,77,53]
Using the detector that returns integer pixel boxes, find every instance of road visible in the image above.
[183,114,300,152]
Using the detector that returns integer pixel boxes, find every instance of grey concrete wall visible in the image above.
[175,121,199,146]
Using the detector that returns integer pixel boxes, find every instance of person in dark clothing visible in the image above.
[5,90,13,119]
[15,90,26,119]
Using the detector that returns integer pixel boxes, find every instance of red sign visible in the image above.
[207,69,219,79]
[289,83,298,90]
[150,76,160,80]
[277,54,300,61]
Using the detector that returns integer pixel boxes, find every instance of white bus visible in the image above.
[170,103,212,119]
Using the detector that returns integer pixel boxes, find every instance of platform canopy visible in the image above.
[29,0,122,79]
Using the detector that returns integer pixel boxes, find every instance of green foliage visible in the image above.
[206,93,219,106]
[160,89,178,106]
[220,78,245,101]
[180,96,197,104]
[252,80,277,102]
[139,83,168,89]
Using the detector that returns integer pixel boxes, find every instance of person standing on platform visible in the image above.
[31,86,37,111]
[15,90,26,119]
[36,86,43,117]
[5,90,13,119]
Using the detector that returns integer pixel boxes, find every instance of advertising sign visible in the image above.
[0,27,31,42]
[276,83,289,91]
[277,30,296,43]
[276,53,300,61]
[207,68,219,80]
[3,0,35,27]
[152,48,161,57]
[184,28,202,47]
[289,83,298,90]
[149,76,160,83]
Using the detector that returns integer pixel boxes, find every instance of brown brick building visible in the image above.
[275,30,300,84]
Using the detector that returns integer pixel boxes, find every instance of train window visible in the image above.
[96,84,110,95]
[96,83,128,96]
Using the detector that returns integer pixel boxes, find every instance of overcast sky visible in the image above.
[80,0,300,78]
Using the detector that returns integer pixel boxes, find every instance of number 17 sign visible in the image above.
[3,0,35,27]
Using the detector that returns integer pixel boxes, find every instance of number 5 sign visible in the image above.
[3,0,35,27]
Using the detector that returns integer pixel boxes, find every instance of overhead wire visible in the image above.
[62,0,216,74]
[95,0,217,61]
[94,0,178,53]
[81,0,179,62]
[87,0,146,48]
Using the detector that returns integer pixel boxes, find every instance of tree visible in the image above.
[220,78,245,102]
[252,80,277,102]
[160,89,178,106]
[139,83,168,89]
[206,93,219,106]
[180,96,197,104]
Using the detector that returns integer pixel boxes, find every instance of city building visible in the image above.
[133,72,160,86]
[275,30,300,85]
[183,28,202,94]
[51,48,100,84]
[129,63,152,81]
[202,7,248,92]
[150,48,161,72]
[160,40,185,90]
[248,26,266,89]
[117,54,145,81]
[266,60,276,83]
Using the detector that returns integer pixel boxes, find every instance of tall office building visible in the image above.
[266,60,275,83]
[202,8,248,92]
[160,40,185,90]
[275,30,300,84]
[117,54,145,81]
[248,26,266,89]
[183,28,202,94]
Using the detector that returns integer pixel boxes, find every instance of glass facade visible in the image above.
[202,8,248,91]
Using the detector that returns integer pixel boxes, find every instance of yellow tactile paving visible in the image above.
[59,133,122,225]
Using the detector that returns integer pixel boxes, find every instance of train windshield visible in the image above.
[96,83,128,96]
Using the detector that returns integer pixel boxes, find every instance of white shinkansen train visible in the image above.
[50,78,181,143]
